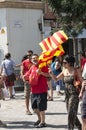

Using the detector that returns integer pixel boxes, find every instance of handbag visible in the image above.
[1,82,9,98]
[2,88,9,99]
[74,68,82,93]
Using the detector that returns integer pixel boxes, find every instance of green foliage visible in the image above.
[46,0,86,37]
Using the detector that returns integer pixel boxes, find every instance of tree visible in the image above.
[44,0,86,60]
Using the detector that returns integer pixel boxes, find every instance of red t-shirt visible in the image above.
[80,57,86,70]
[24,65,48,94]
[22,59,32,75]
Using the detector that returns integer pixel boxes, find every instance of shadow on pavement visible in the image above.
[46,112,67,115]
[6,121,34,129]
[6,121,67,129]
[50,99,65,102]
[47,124,67,129]
[6,121,68,129]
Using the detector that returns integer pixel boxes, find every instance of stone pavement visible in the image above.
[0,90,82,130]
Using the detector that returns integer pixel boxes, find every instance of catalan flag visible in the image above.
[39,30,68,53]
[38,45,65,68]
[38,30,68,68]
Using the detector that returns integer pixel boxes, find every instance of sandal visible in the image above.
[33,120,40,126]
[35,122,47,128]
[47,97,53,101]
[26,111,32,115]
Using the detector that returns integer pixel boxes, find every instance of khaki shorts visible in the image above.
[24,82,30,98]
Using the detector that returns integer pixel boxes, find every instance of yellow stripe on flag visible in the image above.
[50,37,58,49]
[58,45,64,51]
[53,33,63,44]
[45,38,53,51]
[59,30,68,40]
[39,42,47,53]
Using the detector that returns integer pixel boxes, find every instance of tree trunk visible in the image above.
[73,37,78,65]
[73,37,76,56]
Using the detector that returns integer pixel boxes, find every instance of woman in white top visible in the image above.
[79,63,86,130]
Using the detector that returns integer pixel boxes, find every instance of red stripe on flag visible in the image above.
[38,47,65,68]
[47,37,55,50]
[42,40,49,51]
[56,32,67,43]
[51,36,60,46]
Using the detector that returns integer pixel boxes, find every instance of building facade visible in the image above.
[0,0,86,65]
[0,0,43,64]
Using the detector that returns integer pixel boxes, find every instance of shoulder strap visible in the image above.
[3,62,8,75]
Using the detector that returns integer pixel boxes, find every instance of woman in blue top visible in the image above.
[51,56,63,95]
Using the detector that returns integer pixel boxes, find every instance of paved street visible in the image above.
[0,90,82,130]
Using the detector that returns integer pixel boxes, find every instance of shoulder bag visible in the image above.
[74,67,82,93]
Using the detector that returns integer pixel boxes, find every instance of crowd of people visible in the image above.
[0,50,86,130]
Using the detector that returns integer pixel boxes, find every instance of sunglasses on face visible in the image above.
[63,61,68,64]
[27,54,32,57]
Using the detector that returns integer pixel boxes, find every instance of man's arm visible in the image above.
[40,71,49,77]
[36,67,49,77]
[20,64,25,81]
[49,67,64,81]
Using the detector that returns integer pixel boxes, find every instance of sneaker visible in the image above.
[36,122,47,128]
[34,120,40,126]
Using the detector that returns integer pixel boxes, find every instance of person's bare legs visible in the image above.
[25,96,32,115]
[24,82,32,115]
[56,85,64,96]
[8,86,13,98]
[47,80,53,100]
[34,109,41,121]
[33,109,46,126]
[32,92,47,128]
[12,86,15,96]
[40,111,45,123]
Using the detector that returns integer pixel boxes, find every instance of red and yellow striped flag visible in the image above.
[39,30,68,53]
[38,45,65,68]
[38,30,68,68]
